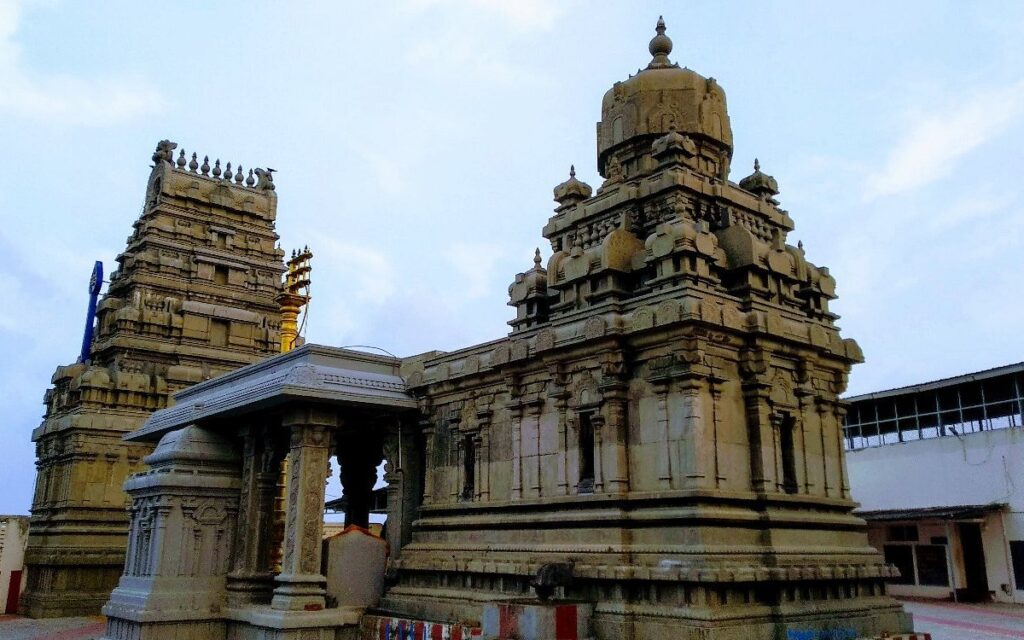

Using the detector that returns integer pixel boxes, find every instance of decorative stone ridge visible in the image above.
[23,138,286,618]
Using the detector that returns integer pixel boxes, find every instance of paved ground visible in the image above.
[0,615,105,640]
[0,601,1022,639]
[900,599,1024,640]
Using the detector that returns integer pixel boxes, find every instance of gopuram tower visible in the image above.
[21,142,286,617]
[383,19,913,638]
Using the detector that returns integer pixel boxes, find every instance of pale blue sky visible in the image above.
[1,1,1022,514]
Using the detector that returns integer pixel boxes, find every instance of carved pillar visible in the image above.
[743,384,776,494]
[601,393,629,494]
[228,424,284,606]
[653,379,672,488]
[509,403,524,500]
[476,406,492,501]
[709,377,725,487]
[816,399,833,497]
[383,418,420,560]
[420,412,436,505]
[796,392,814,494]
[554,395,569,495]
[271,409,335,612]
[834,403,852,499]
[448,410,462,503]
[679,376,711,488]
[769,412,785,493]
[591,413,605,493]
[527,401,543,498]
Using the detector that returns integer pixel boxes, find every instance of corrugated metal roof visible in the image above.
[845,362,1024,403]
[856,503,1007,521]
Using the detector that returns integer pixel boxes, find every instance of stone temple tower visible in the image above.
[387,19,912,638]
[21,143,286,617]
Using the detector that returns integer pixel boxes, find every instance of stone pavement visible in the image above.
[0,615,105,640]
[900,599,1024,640]
[2,602,1023,639]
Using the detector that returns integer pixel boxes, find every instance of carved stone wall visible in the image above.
[23,141,285,618]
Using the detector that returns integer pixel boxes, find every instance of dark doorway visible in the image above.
[5,569,21,614]
[957,522,990,601]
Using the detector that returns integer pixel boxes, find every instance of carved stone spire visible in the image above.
[647,16,674,69]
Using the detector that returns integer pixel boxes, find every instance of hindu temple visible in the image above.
[26,18,920,640]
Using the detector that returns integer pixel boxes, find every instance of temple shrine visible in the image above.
[27,18,921,640]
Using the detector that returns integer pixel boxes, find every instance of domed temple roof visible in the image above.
[596,17,733,181]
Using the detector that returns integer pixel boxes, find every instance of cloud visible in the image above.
[0,0,162,125]
[445,241,507,299]
[403,0,566,32]
[864,80,1024,200]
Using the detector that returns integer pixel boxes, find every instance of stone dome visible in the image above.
[596,17,733,180]
[145,424,238,468]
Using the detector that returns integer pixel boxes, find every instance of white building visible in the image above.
[0,515,29,614]
[845,362,1024,604]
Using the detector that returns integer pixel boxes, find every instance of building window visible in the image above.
[1010,541,1024,591]
[888,524,919,542]
[214,265,229,285]
[915,545,950,587]
[883,545,915,585]
[215,232,228,249]
[461,435,475,501]
[578,412,595,493]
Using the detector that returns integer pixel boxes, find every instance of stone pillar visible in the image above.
[420,418,436,505]
[743,384,776,494]
[591,413,605,493]
[475,403,492,501]
[709,377,725,488]
[679,376,711,488]
[227,425,285,607]
[508,403,524,500]
[527,402,543,498]
[271,409,335,612]
[816,399,834,498]
[383,418,421,560]
[834,403,852,499]
[653,379,672,488]
[600,390,630,495]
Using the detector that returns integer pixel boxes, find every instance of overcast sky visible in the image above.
[1,1,1022,515]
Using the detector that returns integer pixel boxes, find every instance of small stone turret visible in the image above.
[508,248,549,331]
[739,158,780,204]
